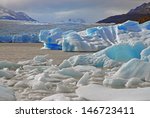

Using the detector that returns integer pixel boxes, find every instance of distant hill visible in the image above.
[97,2,150,24]
[0,6,36,22]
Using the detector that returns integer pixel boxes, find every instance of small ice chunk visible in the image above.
[103,78,127,88]
[114,59,150,81]
[41,94,70,101]
[0,85,16,101]
[77,72,90,87]
[14,80,29,88]
[73,65,97,73]
[0,70,16,79]
[141,46,150,61]
[58,68,83,79]
[34,72,50,83]
[56,82,75,93]
[91,69,105,77]
[33,55,49,62]
[59,59,72,69]
[31,81,48,90]
[0,61,21,69]
[125,77,144,88]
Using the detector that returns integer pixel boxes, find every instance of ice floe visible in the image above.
[76,84,150,101]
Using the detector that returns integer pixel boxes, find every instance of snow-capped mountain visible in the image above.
[97,2,150,24]
[0,6,36,21]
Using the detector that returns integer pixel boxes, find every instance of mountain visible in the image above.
[97,2,150,24]
[0,6,36,21]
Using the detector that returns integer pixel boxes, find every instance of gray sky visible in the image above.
[0,0,150,22]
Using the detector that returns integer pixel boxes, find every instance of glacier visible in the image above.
[0,34,39,43]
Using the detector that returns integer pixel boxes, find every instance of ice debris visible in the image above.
[0,85,16,101]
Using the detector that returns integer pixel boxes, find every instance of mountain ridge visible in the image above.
[0,6,36,22]
[97,2,150,24]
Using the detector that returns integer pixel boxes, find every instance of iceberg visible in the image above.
[140,46,150,61]
[105,41,145,62]
[141,21,150,30]
[62,32,99,51]
[39,28,63,50]
[114,59,150,81]
[65,41,145,67]
[39,20,150,52]
[118,20,142,32]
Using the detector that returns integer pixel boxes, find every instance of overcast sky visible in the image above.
[0,0,150,22]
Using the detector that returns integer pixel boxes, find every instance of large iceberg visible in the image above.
[39,28,79,50]
[62,41,145,68]
[40,20,150,52]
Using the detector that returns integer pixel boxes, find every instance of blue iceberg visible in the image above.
[118,20,142,32]
[39,20,150,51]
[64,41,145,67]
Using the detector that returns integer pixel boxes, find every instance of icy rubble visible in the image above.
[40,20,150,52]
[0,49,150,101]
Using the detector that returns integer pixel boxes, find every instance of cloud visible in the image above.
[0,0,149,22]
